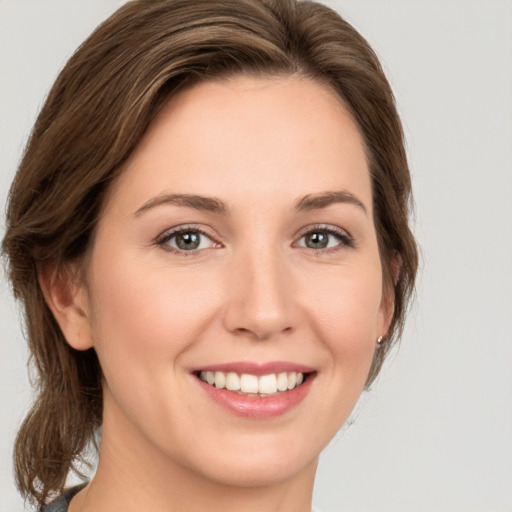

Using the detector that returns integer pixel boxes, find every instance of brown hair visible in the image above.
[2,0,418,505]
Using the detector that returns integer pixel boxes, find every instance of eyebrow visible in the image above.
[134,189,367,217]
[134,193,229,216]
[295,190,368,215]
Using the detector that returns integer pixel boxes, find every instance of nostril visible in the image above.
[229,323,295,341]
[222,266,298,340]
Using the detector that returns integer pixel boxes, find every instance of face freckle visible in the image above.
[80,74,392,488]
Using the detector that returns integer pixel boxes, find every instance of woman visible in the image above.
[2,0,417,510]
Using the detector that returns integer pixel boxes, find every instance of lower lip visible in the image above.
[196,374,315,419]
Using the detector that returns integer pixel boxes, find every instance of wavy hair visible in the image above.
[2,0,417,504]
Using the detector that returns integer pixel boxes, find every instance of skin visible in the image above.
[44,74,392,512]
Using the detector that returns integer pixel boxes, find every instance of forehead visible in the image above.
[108,74,372,215]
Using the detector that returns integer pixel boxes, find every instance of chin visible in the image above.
[177,431,321,489]
[201,453,317,489]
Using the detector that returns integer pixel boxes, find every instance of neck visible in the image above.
[70,402,317,512]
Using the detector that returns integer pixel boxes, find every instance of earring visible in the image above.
[377,336,384,345]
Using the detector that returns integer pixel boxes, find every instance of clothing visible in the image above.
[39,485,85,512]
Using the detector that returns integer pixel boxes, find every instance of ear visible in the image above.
[38,262,94,351]
[378,253,401,337]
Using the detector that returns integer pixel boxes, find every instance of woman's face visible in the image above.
[74,75,391,487]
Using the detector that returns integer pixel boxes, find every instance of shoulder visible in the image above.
[39,484,87,512]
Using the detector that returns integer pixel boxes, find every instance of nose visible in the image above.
[222,244,298,341]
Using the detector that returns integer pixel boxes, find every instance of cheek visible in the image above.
[86,252,220,380]
[301,261,383,370]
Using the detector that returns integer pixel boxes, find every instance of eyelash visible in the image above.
[156,225,219,255]
[294,224,355,254]
[155,224,355,255]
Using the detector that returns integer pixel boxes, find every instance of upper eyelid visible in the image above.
[157,223,350,236]
[295,223,352,239]
[156,224,219,242]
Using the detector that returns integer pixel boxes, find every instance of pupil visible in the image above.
[306,232,328,249]
[177,231,200,250]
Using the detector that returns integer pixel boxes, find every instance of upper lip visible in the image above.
[191,361,315,376]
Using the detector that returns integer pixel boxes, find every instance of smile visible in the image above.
[198,370,305,396]
[193,363,316,418]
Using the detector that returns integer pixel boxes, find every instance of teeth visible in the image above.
[240,374,259,393]
[287,372,297,390]
[226,372,241,391]
[199,370,306,395]
[277,372,288,391]
[214,371,226,389]
[258,374,277,394]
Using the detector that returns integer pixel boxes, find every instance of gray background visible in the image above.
[1,1,511,511]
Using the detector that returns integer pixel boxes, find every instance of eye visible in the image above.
[296,226,353,251]
[157,227,218,253]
